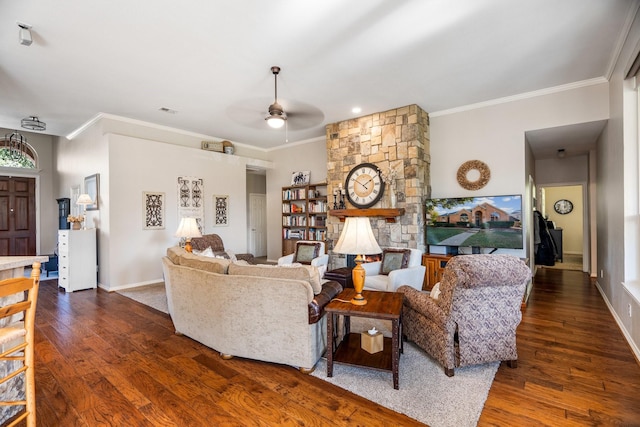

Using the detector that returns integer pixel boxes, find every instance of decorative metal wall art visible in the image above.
[177,176,204,232]
[143,192,165,229]
[213,195,229,226]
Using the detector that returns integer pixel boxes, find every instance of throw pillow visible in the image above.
[193,247,215,257]
[379,248,411,275]
[293,242,321,264]
[212,250,238,262]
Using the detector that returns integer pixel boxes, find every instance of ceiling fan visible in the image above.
[265,66,286,129]
[225,66,324,134]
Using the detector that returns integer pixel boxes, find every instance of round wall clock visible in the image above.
[345,163,385,208]
[554,199,573,215]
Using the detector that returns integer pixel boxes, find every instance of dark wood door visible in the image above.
[0,176,36,255]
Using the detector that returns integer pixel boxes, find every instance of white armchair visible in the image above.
[362,248,425,292]
[278,241,329,277]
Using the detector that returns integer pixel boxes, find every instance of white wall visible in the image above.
[598,11,640,357]
[107,134,251,289]
[56,116,274,290]
[430,83,609,262]
[265,137,327,261]
[55,121,110,285]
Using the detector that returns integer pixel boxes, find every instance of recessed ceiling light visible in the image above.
[159,107,177,114]
[352,107,362,114]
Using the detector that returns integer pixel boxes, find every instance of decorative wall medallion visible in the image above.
[143,192,165,230]
[457,160,491,191]
[213,195,229,226]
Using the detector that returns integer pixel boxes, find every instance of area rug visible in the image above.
[118,283,497,426]
[117,282,168,313]
[313,317,498,427]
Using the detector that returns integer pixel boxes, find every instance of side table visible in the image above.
[323,267,354,289]
[325,289,403,389]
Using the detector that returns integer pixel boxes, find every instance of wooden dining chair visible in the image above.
[0,263,41,427]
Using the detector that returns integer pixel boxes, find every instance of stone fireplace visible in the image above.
[325,104,431,269]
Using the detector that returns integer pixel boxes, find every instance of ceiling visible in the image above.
[0,1,637,154]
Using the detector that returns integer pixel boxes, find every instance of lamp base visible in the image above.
[184,240,193,253]
[351,255,367,305]
[351,294,367,306]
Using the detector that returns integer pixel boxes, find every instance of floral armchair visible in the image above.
[398,254,530,376]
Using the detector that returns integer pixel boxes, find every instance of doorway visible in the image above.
[0,176,36,255]
[539,184,587,272]
[248,193,267,257]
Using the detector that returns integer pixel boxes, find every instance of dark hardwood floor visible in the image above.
[16,268,640,426]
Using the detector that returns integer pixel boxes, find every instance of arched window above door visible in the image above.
[0,132,38,169]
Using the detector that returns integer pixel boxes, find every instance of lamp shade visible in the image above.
[76,194,93,205]
[175,217,202,239]
[333,217,381,255]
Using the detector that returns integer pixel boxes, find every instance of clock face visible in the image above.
[345,163,385,208]
[554,199,573,215]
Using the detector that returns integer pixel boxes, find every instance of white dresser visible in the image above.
[58,229,97,292]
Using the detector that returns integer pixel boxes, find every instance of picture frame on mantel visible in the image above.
[84,173,99,211]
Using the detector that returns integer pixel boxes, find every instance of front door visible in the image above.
[0,176,36,255]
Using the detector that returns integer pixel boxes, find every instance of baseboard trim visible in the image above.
[594,280,640,363]
[105,279,164,292]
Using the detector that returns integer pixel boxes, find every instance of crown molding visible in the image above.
[430,77,609,118]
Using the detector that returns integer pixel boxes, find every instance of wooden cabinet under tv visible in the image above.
[282,183,328,256]
[421,254,452,291]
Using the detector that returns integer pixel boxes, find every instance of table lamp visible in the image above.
[175,217,202,252]
[332,217,381,305]
[76,193,93,229]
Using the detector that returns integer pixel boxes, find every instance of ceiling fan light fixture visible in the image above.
[21,116,46,131]
[265,66,287,129]
[266,115,286,129]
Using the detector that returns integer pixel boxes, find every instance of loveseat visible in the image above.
[161,247,342,372]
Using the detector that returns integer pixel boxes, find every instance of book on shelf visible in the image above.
[282,188,307,201]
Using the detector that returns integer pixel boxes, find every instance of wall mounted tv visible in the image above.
[425,194,523,254]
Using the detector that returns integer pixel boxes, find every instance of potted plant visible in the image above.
[67,215,83,230]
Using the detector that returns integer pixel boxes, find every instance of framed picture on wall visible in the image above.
[84,173,99,210]
[70,185,81,216]
[291,171,310,186]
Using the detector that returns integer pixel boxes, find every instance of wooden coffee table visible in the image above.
[325,289,403,389]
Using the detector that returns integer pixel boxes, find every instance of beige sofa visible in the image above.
[161,247,342,372]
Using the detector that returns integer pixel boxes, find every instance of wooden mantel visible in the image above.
[329,208,405,223]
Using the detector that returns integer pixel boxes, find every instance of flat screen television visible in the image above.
[425,194,523,254]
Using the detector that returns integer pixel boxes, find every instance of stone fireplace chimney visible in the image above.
[325,104,431,268]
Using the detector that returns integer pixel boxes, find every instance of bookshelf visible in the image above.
[282,183,328,256]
